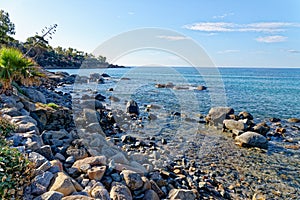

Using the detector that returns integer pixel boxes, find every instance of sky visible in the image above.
[1,0,300,67]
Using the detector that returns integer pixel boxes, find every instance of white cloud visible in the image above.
[217,50,240,54]
[255,35,287,43]
[287,49,300,53]
[156,35,188,41]
[183,22,300,33]
[213,12,234,19]
[128,11,135,15]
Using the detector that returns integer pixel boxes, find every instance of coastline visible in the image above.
[0,69,299,199]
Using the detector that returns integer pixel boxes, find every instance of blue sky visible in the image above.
[1,0,300,67]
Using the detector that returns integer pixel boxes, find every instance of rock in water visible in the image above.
[235,131,268,149]
[205,107,234,126]
[126,100,139,116]
[223,119,247,131]
[288,118,300,123]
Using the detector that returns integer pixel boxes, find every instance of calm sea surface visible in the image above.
[51,67,300,120]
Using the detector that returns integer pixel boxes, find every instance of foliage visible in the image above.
[0,116,16,137]
[47,102,59,109]
[0,47,41,95]
[0,137,34,199]
[0,10,15,46]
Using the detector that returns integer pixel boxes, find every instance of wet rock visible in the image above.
[72,156,107,169]
[253,122,270,136]
[288,118,300,123]
[238,111,253,120]
[196,85,207,91]
[87,166,106,181]
[223,119,247,131]
[95,93,106,101]
[121,170,144,190]
[205,107,234,126]
[110,182,132,200]
[81,100,104,110]
[49,172,82,196]
[270,118,281,123]
[168,189,196,200]
[126,100,139,116]
[235,131,268,149]
[34,191,64,200]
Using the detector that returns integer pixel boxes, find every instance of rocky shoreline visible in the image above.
[0,70,299,199]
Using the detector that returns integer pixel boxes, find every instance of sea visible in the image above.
[50,67,300,120]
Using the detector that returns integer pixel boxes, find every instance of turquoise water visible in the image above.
[52,67,300,119]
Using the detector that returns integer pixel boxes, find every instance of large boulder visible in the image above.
[23,88,47,104]
[205,107,234,126]
[223,119,247,131]
[252,122,270,136]
[126,100,139,116]
[235,131,268,149]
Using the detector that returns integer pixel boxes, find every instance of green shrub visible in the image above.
[0,116,16,137]
[0,138,34,199]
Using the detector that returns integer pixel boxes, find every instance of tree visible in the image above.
[0,47,41,95]
[0,10,15,46]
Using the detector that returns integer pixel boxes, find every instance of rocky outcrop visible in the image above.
[205,107,234,126]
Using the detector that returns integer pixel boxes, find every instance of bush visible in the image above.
[0,138,34,199]
[0,116,16,137]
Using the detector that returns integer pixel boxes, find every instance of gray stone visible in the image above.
[110,182,132,200]
[238,111,253,120]
[205,107,234,126]
[223,119,247,131]
[121,170,143,190]
[31,183,47,196]
[81,99,104,110]
[34,171,54,188]
[235,131,268,149]
[168,189,196,200]
[143,190,160,200]
[36,145,54,160]
[34,191,64,200]
[1,107,22,116]
[23,88,47,104]
[12,115,38,125]
[91,186,110,199]
[29,152,48,168]
[83,108,98,123]
[253,122,270,136]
